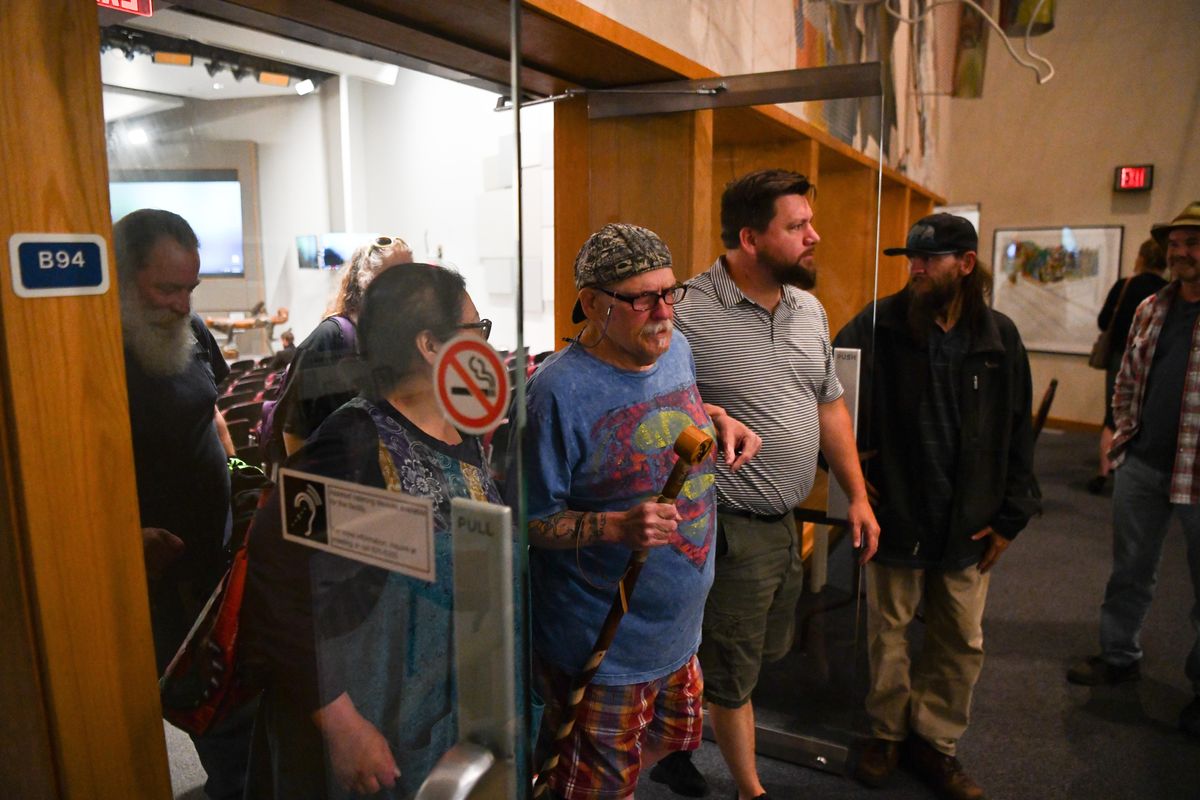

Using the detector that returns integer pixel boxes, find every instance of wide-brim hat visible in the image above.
[1151,201,1200,247]
[883,213,978,257]
[570,223,673,324]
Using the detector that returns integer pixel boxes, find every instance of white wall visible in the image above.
[189,92,341,340]
[355,71,556,355]
[945,0,1200,424]
[111,65,556,357]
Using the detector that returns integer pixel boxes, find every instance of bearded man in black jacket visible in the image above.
[834,214,1039,800]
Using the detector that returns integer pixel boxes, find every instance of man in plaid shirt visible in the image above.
[1068,201,1200,738]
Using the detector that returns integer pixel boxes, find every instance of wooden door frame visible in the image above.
[0,2,171,796]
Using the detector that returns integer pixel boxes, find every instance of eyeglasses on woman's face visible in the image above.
[594,284,688,312]
[457,319,493,340]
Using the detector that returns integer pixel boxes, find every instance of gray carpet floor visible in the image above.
[168,428,1200,798]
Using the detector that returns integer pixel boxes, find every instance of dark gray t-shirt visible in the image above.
[1129,297,1200,472]
[918,324,968,552]
[124,315,230,582]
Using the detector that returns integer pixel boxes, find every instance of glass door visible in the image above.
[99,3,536,796]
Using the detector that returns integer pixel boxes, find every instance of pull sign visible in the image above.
[9,234,110,298]
[96,0,153,17]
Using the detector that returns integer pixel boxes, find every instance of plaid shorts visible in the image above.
[534,653,704,800]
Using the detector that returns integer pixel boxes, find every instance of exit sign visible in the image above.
[96,0,152,16]
[1114,164,1153,192]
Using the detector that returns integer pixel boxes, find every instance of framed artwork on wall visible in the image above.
[991,225,1123,355]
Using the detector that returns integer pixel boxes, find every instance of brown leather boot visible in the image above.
[854,737,900,788]
[903,736,985,800]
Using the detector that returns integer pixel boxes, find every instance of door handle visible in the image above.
[414,741,495,800]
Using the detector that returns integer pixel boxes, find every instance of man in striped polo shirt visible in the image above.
[661,169,879,800]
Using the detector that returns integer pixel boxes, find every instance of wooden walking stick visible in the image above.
[532,425,714,798]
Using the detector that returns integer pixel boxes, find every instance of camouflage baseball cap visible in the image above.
[571,223,673,323]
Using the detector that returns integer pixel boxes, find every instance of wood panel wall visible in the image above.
[807,165,879,338]
[709,139,818,262]
[877,182,913,299]
[554,103,714,341]
[553,111,941,347]
[0,2,170,797]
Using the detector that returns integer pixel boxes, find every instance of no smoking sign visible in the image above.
[433,334,510,435]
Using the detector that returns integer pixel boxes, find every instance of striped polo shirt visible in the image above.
[673,257,843,515]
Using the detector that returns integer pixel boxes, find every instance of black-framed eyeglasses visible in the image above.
[458,319,493,340]
[594,284,688,312]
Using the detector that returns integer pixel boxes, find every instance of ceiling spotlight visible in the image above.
[205,59,224,77]
[294,79,315,96]
[153,51,193,67]
[230,64,251,82]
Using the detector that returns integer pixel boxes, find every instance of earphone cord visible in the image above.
[561,304,614,349]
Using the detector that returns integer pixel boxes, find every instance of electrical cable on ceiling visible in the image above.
[829,0,1055,84]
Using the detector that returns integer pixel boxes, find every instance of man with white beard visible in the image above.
[115,208,248,800]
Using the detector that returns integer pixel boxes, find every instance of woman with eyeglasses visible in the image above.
[263,236,413,464]
[242,263,503,799]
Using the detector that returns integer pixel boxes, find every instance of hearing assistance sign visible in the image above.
[433,334,510,435]
[279,467,435,581]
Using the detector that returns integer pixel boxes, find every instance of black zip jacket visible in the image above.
[833,289,1039,569]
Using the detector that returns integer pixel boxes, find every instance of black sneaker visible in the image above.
[1066,655,1140,686]
[648,751,711,798]
[1180,696,1200,736]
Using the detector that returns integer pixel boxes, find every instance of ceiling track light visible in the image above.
[103,25,332,94]
[152,51,193,67]
[257,71,290,88]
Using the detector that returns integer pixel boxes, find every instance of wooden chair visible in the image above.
[224,418,253,449]
[228,358,255,374]
[230,375,267,394]
[222,401,265,426]
[218,390,258,411]
[1033,378,1058,443]
[1029,378,1058,510]
[235,444,264,470]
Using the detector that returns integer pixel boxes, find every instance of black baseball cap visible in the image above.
[883,213,978,257]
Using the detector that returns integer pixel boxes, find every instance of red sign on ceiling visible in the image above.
[96,0,153,17]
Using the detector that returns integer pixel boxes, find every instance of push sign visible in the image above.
[9,234,110,298]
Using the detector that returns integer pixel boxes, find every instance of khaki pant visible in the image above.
[865,561,990,756]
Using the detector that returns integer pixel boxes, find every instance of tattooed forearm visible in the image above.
[528,509,612,549]
[589,513,607,545]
